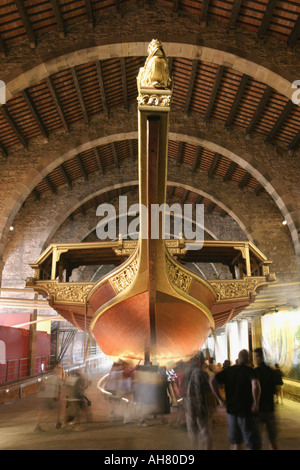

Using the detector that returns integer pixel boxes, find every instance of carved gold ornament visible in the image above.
[109,256,139,294]
[137,93,171,108]
[165,255,192,293]
[210,278,267,301]
[27,280,93,304]
[137,39,172,90]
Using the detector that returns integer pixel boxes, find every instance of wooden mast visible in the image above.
[137,40,172,363]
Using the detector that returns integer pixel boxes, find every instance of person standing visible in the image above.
[210,349,261,450]
[254,348,278,450]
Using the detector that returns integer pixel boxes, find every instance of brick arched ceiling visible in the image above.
[0,0,300,264]
[0,0,299,51]
[24,137,265,203]
[1,54,300,155]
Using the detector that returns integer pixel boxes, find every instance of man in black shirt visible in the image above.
[254,347,278,450]
[210,349,261,450]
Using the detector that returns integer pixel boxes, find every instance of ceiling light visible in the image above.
[9,226,14,231]
[282,220,287,225]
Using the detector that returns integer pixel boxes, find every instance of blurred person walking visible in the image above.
[254,348,279,450]
[168,361,186,427]
[274,364,284,404]
[34,363,65,431]
[65,370,92,425]
[210,349,261,450]
[185,352,216,450]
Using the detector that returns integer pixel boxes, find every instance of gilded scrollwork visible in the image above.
[109,256,139,294]
[28,280,93,304]
[165,255,192,293]
[210,278,267,301]
[137,93,171,108]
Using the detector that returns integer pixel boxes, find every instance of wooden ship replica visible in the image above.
[26,40,275,367]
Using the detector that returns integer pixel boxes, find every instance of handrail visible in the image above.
[0,355,52,384]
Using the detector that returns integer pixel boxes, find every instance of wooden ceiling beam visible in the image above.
[288,15,300,47]
[44,175,57,194]
[49,0,66,37]
[205,65,224,122]
[255,184,264,196]
[265,100,294,143]
[111,142,120,168]
[59,164,72,188]
[14,0,36,47]
[0,35,7,58]
[176,141,184,165]
[184,59,198,115]
[32,188,40,201]
[288,129,300,150]
[71,67,89,125]
[196,195,203,205]
[0,140,8,157]
[94,147,104,174]
[238,172,251,189]
[229,0,243,28]
[225,74,249,129]
[0,104,28,149]
[192,146,202,172]
[96,60,108,116]
[208,153,220,178]
[76,155,88,181]
[223,161,237,182]
[120,57,129,111]
[246,86,272,135]
[173,0,179,11]
[207,201,216,213]
[22,89,49,140]
[258,0,277,37]
[168,186,175,199]
[84,0,95,26]
[46,76,69,132]
[201,0,210,23]
[181,189,189,204]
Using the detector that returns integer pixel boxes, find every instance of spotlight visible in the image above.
[9,226,14,231]
[282,220,287,225]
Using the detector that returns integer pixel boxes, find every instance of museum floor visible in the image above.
[0,372,299,453]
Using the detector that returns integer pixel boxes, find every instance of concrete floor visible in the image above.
[0,372,299,452]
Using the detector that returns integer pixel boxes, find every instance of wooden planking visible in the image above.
[75,62,103,116]
[0,0,299,49]
[171,58,195,109]
[100,58,124,109]
[168,139,263,192]
[29,135,263,203]
[0,54,298,155]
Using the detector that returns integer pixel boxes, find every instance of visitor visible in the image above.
[210,349,261,450]
[168,361,186,427]
[34,364,64,432]
[274,364,284,404]
[185,352,216,450]
[254,348,279,450]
